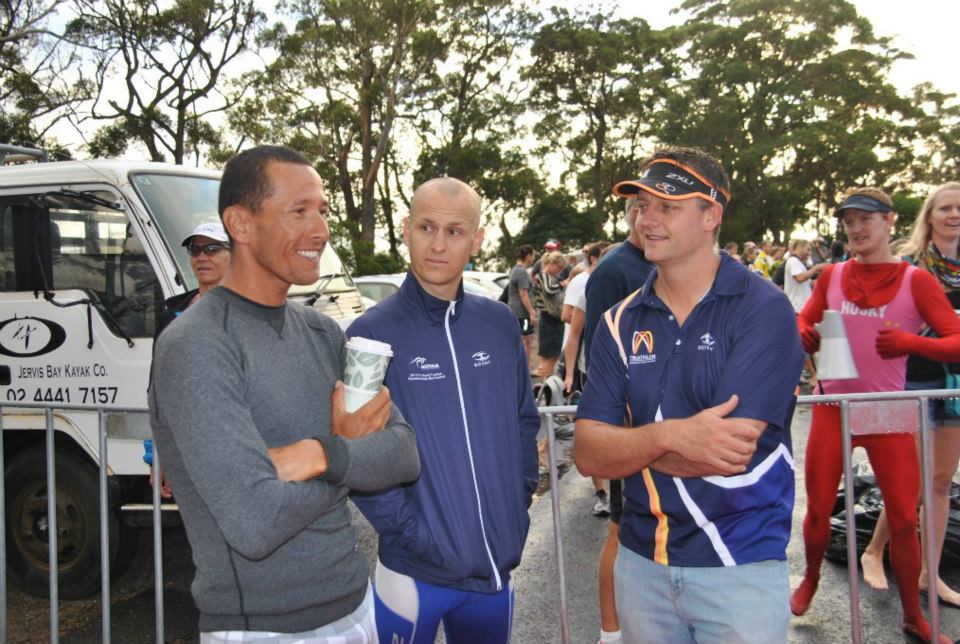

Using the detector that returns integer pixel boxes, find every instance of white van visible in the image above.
[0,148,364,597]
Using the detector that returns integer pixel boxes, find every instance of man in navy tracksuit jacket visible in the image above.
[348,177,540,643]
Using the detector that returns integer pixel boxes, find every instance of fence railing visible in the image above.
[1,389,955,644]
[539,389,960,644]
[0,401,158,644]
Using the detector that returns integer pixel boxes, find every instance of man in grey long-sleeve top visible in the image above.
[149,145,420,643]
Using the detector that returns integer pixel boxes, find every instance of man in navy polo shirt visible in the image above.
[583,190,654,644]
[574,146,803,643]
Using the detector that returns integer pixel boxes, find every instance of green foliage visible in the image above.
[658,0,916,241]
[70,0,263,163]
[891,191,923,239]
[351,241,408,277]
[506,190,602,259]
[0,0,90,150]
[524,9,673,226]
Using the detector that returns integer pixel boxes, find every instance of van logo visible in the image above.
[0,316,67,357]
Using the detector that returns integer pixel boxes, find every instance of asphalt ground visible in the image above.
[7,400,960,642]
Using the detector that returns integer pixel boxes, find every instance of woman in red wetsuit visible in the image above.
[791,188,960,644]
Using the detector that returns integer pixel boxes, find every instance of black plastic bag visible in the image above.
[825,465,960,567]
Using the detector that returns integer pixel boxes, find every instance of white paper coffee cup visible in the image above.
[343,384,377,413]
[344,336,393,393]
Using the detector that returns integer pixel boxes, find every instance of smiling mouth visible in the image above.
[297,250,320,260]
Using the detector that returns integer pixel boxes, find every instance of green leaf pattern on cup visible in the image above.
[345,349,390,392]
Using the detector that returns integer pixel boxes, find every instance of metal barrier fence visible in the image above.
[0,401,158,644]
[539,388,960,644]
[0,389,955,643]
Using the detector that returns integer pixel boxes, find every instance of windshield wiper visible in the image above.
[302,272,349,306]
[42,189,124,211]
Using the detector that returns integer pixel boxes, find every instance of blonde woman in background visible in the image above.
[536,251,566,381]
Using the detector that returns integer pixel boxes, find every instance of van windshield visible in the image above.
[131,172,354,294]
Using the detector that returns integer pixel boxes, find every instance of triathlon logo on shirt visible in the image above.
[629,330,656,365]
[632,331,654,354]
[472,350,491,367]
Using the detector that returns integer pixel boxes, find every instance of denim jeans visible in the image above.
[614,545,789,644]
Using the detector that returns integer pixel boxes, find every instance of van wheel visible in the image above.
[5,447,138,599]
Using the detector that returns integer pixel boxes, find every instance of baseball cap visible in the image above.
[544,239,561,251]
[613,159,730,210]
[833,194,893,217]
[181,221,229,247]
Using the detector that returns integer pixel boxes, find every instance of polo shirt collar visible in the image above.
[631,250,748,311]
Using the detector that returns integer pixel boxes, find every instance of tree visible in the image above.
[408,0,544,255]
[524,9,672,228]
[234,0,443,256]
[901,83,960,189]
[0,0,89,149]
[507,190,601,259]
[659,0,916,242]
[71,0,263,163]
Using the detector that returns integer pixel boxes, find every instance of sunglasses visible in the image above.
[187,243,229,257]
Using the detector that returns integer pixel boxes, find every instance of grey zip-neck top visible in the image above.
[149,286,419,633]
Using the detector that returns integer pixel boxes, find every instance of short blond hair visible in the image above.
[542,251,565,268]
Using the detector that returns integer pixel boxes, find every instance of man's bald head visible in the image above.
[410,177,482,230]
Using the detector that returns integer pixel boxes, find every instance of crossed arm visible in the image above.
[574,395,766,479]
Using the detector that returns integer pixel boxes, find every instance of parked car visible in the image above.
[355,272,501,303]
[465,270,508,292]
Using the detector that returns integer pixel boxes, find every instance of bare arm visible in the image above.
[574,395,761,479]
[519,288,537,322]
[791,262,827,284]
[650,417,766,477]
[561,302,574,324]
[564,307,585,393]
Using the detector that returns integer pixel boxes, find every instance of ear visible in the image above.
[471,226,485,256]
[703,202,723,234]
[222,205,251,244]
[401,216,411,247]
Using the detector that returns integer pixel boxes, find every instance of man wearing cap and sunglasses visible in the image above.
[160,222,232,327]
[575,146,804,643]
[143,221,231,495]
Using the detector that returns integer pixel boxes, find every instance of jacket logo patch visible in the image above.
[472,350,491,367]
[410,356,440,370]
[408,356,445,382]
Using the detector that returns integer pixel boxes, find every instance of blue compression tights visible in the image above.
[373,561,514,644]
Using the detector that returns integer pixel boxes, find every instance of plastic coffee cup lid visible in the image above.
[346,336,393,357]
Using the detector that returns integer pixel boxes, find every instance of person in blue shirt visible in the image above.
[575,146,803,644]
[582,192,654,644]
[347,177,540,644]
